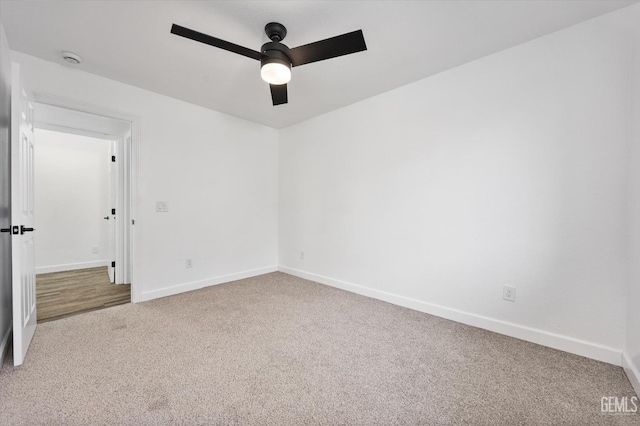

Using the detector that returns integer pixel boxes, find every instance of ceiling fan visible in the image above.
[171,22,367,106]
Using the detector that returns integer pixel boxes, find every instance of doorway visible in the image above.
[32,101,134,321]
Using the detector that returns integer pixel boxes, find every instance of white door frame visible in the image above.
[32,92,141,302]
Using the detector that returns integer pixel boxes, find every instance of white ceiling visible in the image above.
[1,0,637,129]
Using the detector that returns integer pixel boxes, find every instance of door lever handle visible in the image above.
[103,216,110,220]
[20,226,35,234]
[0,228,10,233]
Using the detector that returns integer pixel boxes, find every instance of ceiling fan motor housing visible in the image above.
[260,41,291,60]
[261,41,291,65]
[262,22,291,71]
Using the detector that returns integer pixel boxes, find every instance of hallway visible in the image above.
[36,267,130,323]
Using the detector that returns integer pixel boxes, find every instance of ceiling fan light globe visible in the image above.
[261,61,291,85]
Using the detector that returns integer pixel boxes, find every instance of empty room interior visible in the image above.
[0,1,639,424]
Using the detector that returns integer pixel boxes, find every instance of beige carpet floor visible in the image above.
[0,272,637,425]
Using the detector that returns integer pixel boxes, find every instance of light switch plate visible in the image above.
[156,201,169,212]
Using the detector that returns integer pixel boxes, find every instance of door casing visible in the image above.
[33,92,141,300]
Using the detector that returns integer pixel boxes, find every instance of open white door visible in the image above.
[107,140,116,283]
[11,63,37,366]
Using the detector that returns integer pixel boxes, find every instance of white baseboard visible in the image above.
[0,324,11,367]
[136,265,278,303]
[36,260,109,274]
[623,352,640,397]
[278,266,622,366]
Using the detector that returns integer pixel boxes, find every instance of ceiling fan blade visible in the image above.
[287,30,366,67]
[270,84,288,106]
[171,24,262,61]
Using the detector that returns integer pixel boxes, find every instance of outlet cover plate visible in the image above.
[503,286,516,302]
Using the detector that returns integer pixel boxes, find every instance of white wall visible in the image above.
[279,10,635,366]
[0,22,13,366]
[624,9,640,395]
[11,51,279,302]
[34,129,111,273]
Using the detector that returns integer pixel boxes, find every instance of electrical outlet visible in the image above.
[185,259,193,269]
[156,201,169,212]
[92,246,99,254]
[503,286,516,302]
[300,251,305,260]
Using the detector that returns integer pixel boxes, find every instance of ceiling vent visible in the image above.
[61,51,82,64]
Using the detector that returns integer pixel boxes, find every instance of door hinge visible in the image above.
[112,208,116,215]
[111,261,116,267]
[112,155,116,162]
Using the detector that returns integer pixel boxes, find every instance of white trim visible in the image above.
[278,266,623,366]
[623,352,640,397]
[137,266,278,303]
[128,112,140,300]
[36,260,109,274]
[32,93,138,129]
[34,122,119,141]
[0,325,11,367]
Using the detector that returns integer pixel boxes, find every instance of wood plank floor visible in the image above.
[36,267,131,323]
